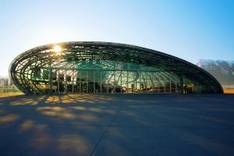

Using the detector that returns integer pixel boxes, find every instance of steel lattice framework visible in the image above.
[9,41,223,94]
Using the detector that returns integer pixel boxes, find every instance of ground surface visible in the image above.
[0,94,234,156]
[224,88,234,94]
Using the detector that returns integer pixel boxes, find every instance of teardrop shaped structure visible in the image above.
[9,41,223,94]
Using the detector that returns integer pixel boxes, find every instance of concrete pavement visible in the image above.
[0,94,234,156]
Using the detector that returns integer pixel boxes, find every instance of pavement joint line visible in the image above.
[89,103,125,156]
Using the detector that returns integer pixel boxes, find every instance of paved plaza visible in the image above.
[0,94,234,156]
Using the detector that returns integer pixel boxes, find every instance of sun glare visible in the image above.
[53,45,62,53]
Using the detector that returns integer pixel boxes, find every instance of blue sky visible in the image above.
[0,0,234,77]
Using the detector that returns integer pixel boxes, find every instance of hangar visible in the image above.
[9,41,223,94]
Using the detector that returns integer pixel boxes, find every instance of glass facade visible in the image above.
[9,41,223,94]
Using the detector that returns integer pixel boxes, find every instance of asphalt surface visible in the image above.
[0,94,234,156]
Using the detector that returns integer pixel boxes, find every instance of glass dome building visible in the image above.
[9,41,223,94]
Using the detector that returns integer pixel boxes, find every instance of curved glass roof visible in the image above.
[9,41,223,94]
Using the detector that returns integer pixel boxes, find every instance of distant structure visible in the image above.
[0,76,11,87]
[9,41,223,94]
[0,76,19,93]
